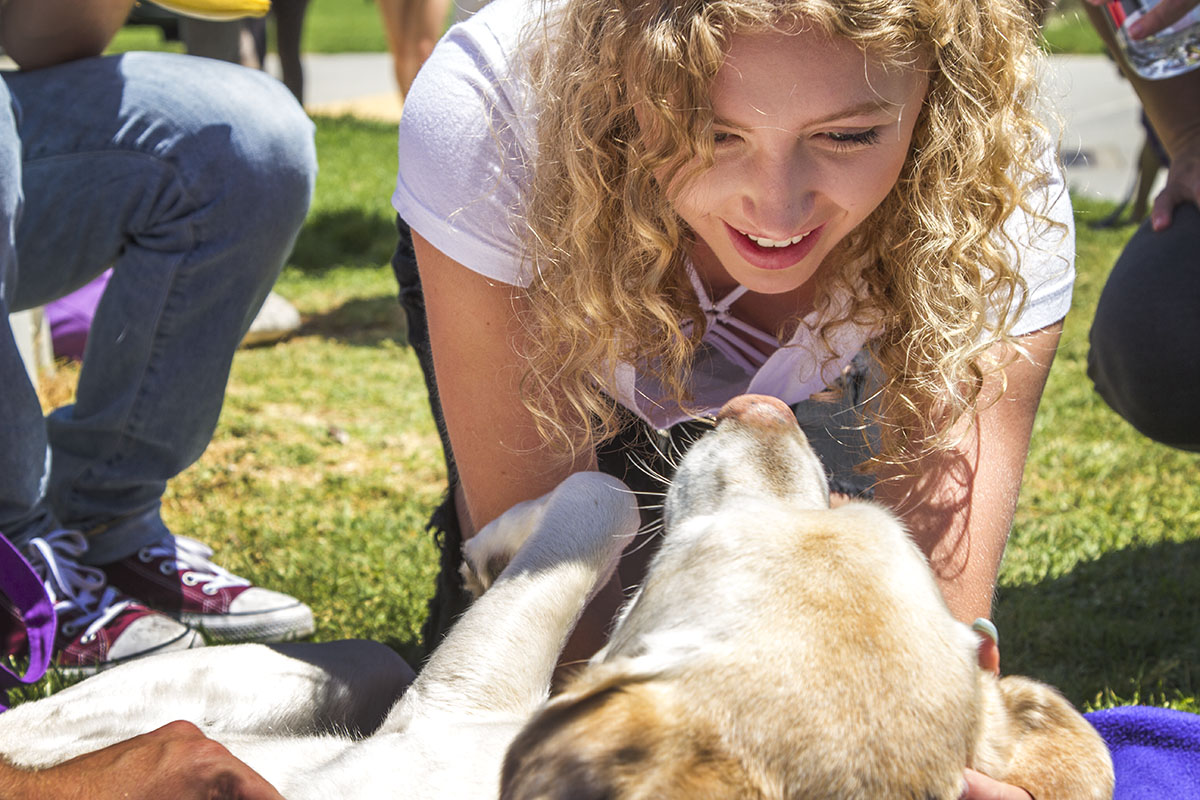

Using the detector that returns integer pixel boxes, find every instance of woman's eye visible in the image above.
[825,128,881,149]
[713,130,740,145]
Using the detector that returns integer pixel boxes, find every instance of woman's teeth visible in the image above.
[743,231,808,248]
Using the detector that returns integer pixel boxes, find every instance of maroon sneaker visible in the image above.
[102,534,314,643]
[4,531,203,675]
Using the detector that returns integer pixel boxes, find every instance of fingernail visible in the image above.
[1128,19,1146,39]
[972,617,999,646]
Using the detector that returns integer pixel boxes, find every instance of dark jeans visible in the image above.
[1088,203,1200,452]
[391,216,877,659]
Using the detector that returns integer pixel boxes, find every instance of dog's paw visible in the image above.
[460,493,553,599]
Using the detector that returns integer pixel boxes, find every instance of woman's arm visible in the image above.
[874,321,1063,623]
[413,232,624,663]
[413,231,596,535]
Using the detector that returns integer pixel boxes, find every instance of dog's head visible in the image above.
[501,395,983,800]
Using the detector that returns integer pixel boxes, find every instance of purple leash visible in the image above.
[0,534,56,712]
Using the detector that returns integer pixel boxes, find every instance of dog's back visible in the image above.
[502,395,1112,800]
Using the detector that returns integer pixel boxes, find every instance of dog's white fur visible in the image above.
[498,395,1115,800]
[0,395,1113,799]
[0,472,638,800]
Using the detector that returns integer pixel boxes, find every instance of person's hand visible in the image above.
[1149,146,1200,230]
[962,768,1035,800]
[1084,0,1200,39]
[8,720,285,800]
[960,620,1033,799]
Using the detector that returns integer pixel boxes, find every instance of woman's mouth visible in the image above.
[727,222,823,270]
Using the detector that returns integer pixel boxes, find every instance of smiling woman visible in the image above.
[390,2,1070,794]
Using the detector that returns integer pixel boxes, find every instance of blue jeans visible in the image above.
[1,53,317,560]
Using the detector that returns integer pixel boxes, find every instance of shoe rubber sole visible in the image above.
[182,603,315,643]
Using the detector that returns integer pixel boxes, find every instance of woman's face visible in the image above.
[669,26,928,295]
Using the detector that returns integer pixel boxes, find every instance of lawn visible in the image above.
[10,103,1199,716]
[110,0,392,55]
[110,0,1110,56]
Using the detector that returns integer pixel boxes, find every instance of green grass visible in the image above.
[8,116,1199,720]
[112,0,1110,57]
[1043,0,1109,55]
[998,198,1200,712]
[110,0,390,55]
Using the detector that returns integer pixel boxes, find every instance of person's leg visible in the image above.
[272,0,310,104]
[6,52,318,643]
[179,19,243,64]
[2,79,204,669]
[392,216,469,659]
[377,0,452,97]
[1088,203,1200,451]
[0,76,57,545]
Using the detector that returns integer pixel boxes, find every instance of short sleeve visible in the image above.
[1000,150,1077,337]
[391,0,537,286]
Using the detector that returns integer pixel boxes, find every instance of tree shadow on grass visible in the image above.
[290,209,397,274]
[996,538,1200,708]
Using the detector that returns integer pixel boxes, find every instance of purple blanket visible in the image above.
[1087,705,1200,798]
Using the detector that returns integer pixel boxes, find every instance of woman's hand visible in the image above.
[1084,0,1200,39]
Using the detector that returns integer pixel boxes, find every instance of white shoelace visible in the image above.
[26,531,134,643]
[138,535,250,595]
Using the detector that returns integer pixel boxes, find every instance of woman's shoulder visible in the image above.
[393,0,550,285]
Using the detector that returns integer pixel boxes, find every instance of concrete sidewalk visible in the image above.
[294,50,1152,205]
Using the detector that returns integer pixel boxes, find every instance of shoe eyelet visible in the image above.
[159,562,176,576]
[137,548,153,563]
[202,585,219,596]
[62,622,80,636]
[182,572,200,586]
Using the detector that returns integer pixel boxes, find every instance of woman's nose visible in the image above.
[739,150,816,236]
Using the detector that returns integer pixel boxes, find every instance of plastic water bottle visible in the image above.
[1104,0,1200,79]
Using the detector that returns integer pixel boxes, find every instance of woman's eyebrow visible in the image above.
[714,98,901,129]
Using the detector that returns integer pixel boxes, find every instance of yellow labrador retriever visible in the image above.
[498,394,1114,800]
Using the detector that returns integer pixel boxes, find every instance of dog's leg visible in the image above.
[384,472,638,729]
[459,490,554,598]
[0,640,413,769]
[973,674,1114,800]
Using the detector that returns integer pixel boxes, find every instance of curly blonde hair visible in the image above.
[515,0,1056,469]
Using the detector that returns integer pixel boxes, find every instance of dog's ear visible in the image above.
[500,678,763,800]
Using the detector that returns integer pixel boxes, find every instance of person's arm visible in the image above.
[874,324,1061,800]
[874,321,1062,624]
[0,0,135,70]
[413,231,595,534]
[412,232,626,661]
[0,721,284,800]
[1084,1,1200,229]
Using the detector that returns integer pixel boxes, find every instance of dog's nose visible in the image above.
[716,395,796,430]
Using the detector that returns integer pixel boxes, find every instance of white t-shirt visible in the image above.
[393,0,1076,430]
